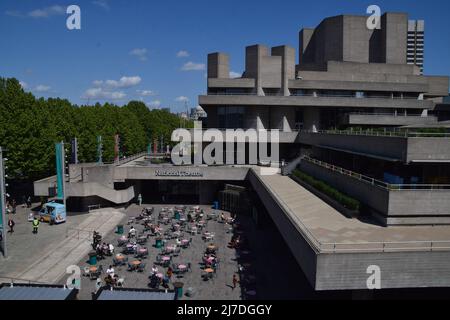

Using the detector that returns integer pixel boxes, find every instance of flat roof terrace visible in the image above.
[248,169,450,290]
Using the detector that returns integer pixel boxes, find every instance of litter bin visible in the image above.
[116,224,124,235]
[174,211,180,220]
[88,251,97,265]
[155,237,163,249]
[173,282,184,299]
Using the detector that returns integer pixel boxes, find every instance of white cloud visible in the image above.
[176,50,190,58]
[129,48,148,61]
[28,5,65,18]
[181,61,205,71]
[137,90,156,97]
[92,0,110,10]
[34,85,51,92]
[147,100,161,108]
[5,10,24,18]
[175,96,189,102]
[229,71,241,78]
[82,87,126,100]
[93,76,142,89]
[19,81,28,90]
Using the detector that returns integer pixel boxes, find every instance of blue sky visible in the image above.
[1,0,450,113]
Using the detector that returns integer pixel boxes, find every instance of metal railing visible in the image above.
[348,112,438,118]
[300,129,450,138]
[103,151,148,166]
[65,227,96,241]
[0,276,49,285]
[319,240,450,253]
[207,92,256,96]
[301,156,450,191]
[290,93,421,100]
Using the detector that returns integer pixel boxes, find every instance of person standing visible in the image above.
[8,218,15,234]
[26,196,32,208]
[137,193,142,206]
[232,274,239,290]
[32,217,40,234]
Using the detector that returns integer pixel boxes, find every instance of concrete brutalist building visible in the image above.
[200,12,450,226]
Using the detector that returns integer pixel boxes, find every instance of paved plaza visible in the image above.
[70,204,252,300]
[0,203,124,284]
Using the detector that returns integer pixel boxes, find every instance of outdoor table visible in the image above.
[139,248,148,254]
[115,254,125,260]
[181,239,189,245]
[162,256,171,261]
[89,266,98,272]
[166,245,176,252]
[131,260,141,266]
[156,273,164,278]
[178,264,187,271]
[204,268,214,273]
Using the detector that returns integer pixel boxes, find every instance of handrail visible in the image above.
[348,112,438,118]
[103,151,148,166]
[301,156,450,191]
[290,93,420,100]
[0,276,48,285]
[300,129,450,138]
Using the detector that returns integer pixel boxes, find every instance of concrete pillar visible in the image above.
[208,53,230,79]
[272,45,296,96]
[245,45,269,96]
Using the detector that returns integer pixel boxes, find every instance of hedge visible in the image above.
[292,169,360,211]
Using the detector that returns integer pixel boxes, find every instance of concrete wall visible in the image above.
[299,160,390,215]
[298,132,407,161]
[316,251,450,291]
[247,169,319,289]
[114,166,250,182]
[381,13,408,65]
[208,53,229,79]
[342,15,373,63]
[299,160,450,222]
[199,94,434,109]
[407,138,450,162]
[389,190,450,217]
[345,114,438,126]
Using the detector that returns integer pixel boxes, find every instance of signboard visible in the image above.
[155,170,203,177]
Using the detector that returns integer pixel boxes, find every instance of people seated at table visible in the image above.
[175,238,181,246]
[108,243,114,255]
[128,226,137,238]
[151,265,158,275]
[106,265,115,277]
[228,235,241,249]
[104,274,114,288]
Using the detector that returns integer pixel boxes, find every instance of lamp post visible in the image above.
[0,146,8,257]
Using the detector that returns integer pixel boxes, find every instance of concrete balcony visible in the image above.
[299,157,450,225]
[199,94,434,109]
[297,130,450,163]
[342,113,439,126]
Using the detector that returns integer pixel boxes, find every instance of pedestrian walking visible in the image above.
[8,218,15,234]
[12,200,17,214]
[26,196,32,208]
[32,217,40,234]
[232,274,239,290]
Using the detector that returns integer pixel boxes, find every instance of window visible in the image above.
[218,106,244,129]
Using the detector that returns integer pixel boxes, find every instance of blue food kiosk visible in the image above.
[39,202,67,225]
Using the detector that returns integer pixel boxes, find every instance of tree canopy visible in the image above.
[0,77,192,180]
